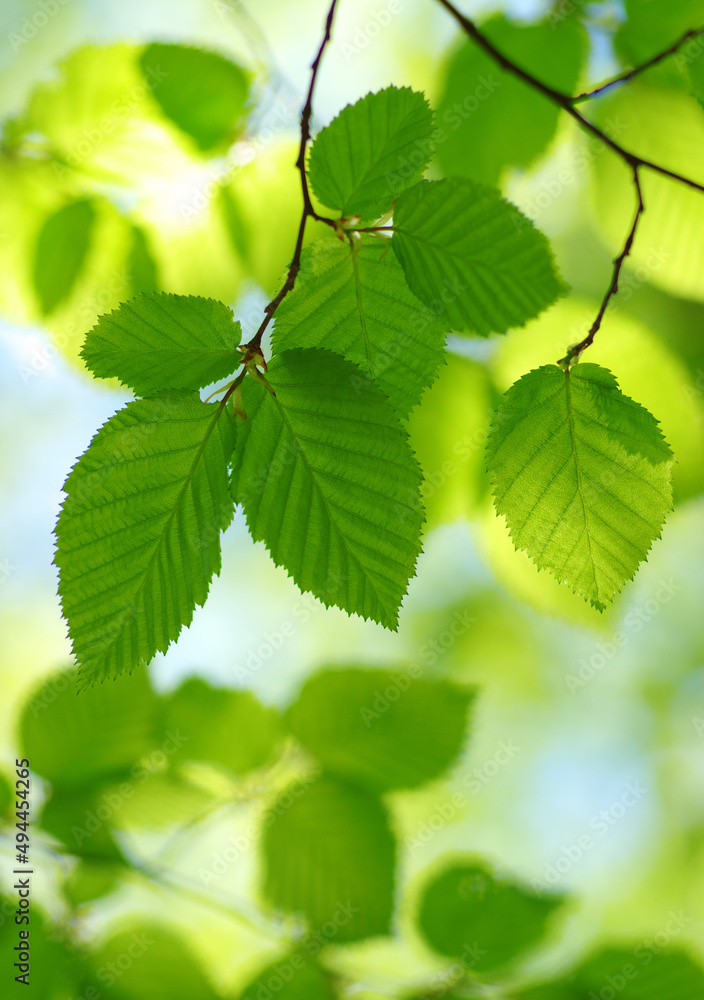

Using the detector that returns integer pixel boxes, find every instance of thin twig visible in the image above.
[558,166,645,366]
[244,0,339,353]
[572,27,704,103]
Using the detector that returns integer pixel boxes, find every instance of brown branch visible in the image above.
[572,26,704,103]
[433,0,704,358]
[244,0,339,354]
[558,167,645,366]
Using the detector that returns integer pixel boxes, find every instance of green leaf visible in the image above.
[105,773,215,831]
[616,0,704,75]
[513,983,576,999]
[262,776,396,942]
[237,951,338,1000]
[591,84,704,303]
[56,396,236,683]
[20,666,157,787]
[486,363,673,610]
[285,667,474,792]
[64,860,122,907]
[418,861,565,971]
[0,905,85,1000]
[219,185,250,260]
[407,353,493,527]
[685,35,704,105]
[574,949,704,1000]
[128,225,160,296]
[140,43,249,152]
[308,86,434,219]
[25,44,175,182]
[33,199,95,315]
[81,293,242,395]
[86,925,219,1000]
[39,786,126,860]
[161,677,282,774]
[517,948,704,999]
[273,236,447,416]
[392,179,566,336]
[0,772,10,821]
[231,348,424,629]
[436,14,586,185]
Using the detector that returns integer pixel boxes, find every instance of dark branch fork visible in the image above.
[235,0,704,387]
[434,0,704,361]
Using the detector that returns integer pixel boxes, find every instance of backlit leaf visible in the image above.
[273,236,447,416]
[231,348,424,629]
[486,363,673,609]
[262,776,396,942]
[81,293,242,395]
[308,86,434,219]
[56,396,236,683]
[392,179,566,335]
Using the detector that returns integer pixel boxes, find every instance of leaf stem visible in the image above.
[558,166,645,366]
[244,0,340,354]
[572,27,704,103]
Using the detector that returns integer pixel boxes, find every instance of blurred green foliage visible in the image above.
[2,0,704,997]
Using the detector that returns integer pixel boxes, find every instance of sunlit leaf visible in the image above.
[105,773,215,831]
[262,776,396,942]
[517,947,704,999]
[418,860,565,971]
[237,951,338,1000]
[39,786,127,861]
[487,363,673,609]
[81,293,242,395]
[273,235,447,416]
[491,298,704,503]
[33,199,95,315]
[590,84,704,303]
[231,348,424,629]
[86,925,220,1000]
[26,44,182,184]
[161,677,282,775]
[0,904,85,999]
[392,179,566,335]
[20,666,157,787]
[308,86,434,219]
[128,225,160,295]
[140,43,249,152]
[223,141,325,295]
[285,667,474,792]
[407,353,494,527]
[56,396,236,683]
[436,14,586,185]
[64,860,122,907]
[616,0,704,84]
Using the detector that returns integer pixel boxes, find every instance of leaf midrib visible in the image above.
[564,369,600,603]
[270,391,390,620]
[350,247,373,375]
[340,103,426,213]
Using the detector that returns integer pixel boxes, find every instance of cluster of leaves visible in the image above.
[49,68,677,684]
[5,663,704,999]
